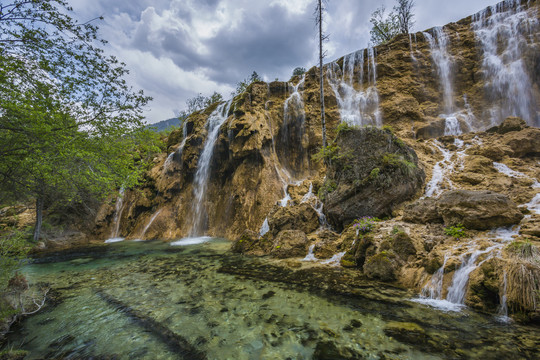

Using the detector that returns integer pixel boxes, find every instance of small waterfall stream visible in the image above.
[327,47,381,127]
[105,188,126,243]
[138,209,162,240]
[423,27,476,134]
[163,120,188,173]
[190,101,232,236]
[472,0,539,126]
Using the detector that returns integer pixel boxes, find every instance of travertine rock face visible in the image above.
[323,127,425,231]
[437,190,524,229]
[267,203,319,237]
[404,190,524,230]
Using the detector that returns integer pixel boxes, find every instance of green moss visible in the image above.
[382,125,394,134]
[0,349,28,360]
[317,179,338,201]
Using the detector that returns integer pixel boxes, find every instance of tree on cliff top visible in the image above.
[370,0,415,45]
[0,0,158,241]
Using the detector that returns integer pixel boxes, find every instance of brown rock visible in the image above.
[502,128,540,158]
[363,251,397,281]
[268,203,319,236]
[403,198,443,224]
[271,230,309,258]
[438,190,524,230]
[497,117,527,134]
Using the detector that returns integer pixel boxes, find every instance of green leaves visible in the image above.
[0,0,159,239]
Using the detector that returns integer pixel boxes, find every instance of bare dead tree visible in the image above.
[315,0,329,150]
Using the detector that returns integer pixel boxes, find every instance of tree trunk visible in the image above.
[33,197,43,242]
[319,0,327,150]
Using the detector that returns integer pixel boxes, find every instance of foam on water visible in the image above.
[170,236,212,246]
[104,237,125,244]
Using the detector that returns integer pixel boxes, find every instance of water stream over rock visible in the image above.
[327,48,381,127]
[190,101,232,236]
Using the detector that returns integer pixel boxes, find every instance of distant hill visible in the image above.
[146,117,181,132]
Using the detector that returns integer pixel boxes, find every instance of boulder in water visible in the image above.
[267,203,319,236]
[271,230,309,258]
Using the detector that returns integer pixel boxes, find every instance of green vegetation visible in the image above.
[370,0,415,45]
[292,67,306,76]
[444,224,466,239]
[0,0,161,241]
[506,239,540,262]
[234,71,263,96]
[381,153,416,176]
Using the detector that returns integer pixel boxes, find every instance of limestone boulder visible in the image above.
[437,190,524,230]
[271,230,309,258]
[502,127,540,158]
[267,203,319,236]
[363,251,397,281]
[231,230,270,256]
[323,127,425,231]
[403,198,443,224]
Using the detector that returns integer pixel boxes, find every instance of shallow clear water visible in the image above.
[3,239,540,359]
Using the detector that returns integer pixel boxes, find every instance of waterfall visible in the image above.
[190,100,232,236]
[424,28,454,114]
[259,217,269,237]
[139,209,162,240]
[421,253,450,300]
[278,75,307,185]
[414,241,507,312]
[327,47,381,127]
[424,140,454,197]
[445,243,502,304]
[302,244,317,262]
[497,271,511,323]
[301,182,328,228]
[321,252,346,266]
[472,0,539,127]
[423,27,476,135]
[163,120,189,173]
[106,187,126,243]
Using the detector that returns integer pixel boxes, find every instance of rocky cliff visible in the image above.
[92,0,540,320]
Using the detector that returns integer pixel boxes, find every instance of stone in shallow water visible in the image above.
[384,321,426,345]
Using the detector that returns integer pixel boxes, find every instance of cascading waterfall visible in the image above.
[424,137,479,198]
[302,244,317,261]
[421,253,450,300]
[190,101,232,236]
[138,209,162,240]
[497,271,511,322]
[445,243,503,304]
[415,236,513,312]
[423,28,475,135]
[327,47,381,127]
[105,188,126,243]
[163,120,188,173]
[472,0,539,127]
[301,182,328,228]
[259,217,269,237]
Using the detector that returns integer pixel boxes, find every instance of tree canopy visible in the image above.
[369,0,415,45]
[0,0,158,240]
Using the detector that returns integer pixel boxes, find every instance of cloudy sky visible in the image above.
[69,0,497,123]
